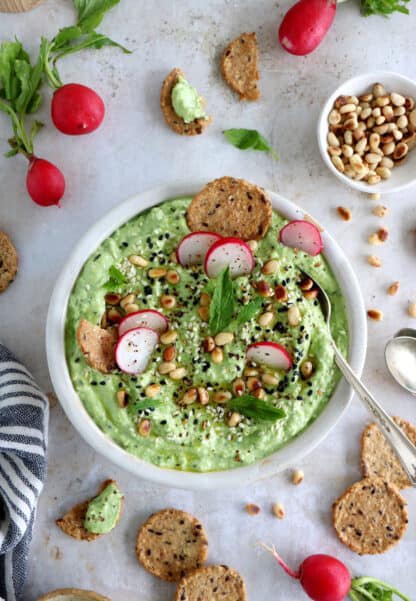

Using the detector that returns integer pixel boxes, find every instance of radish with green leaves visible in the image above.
[279,0,410,56]
[42,0,130,135]
[262,544,410,601]
[0,40,65,207]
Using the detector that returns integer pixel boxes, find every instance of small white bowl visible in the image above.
[46,182,367,490]
[318,71,416,194]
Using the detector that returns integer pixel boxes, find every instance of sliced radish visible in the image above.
[118,309,168,337]
[176,231,222,266]
[246,342,293,371]
[115,327,159,375]
[204,237,254,279]
[279,220,323,257]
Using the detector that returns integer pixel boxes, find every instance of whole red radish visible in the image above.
[26,158,66,207]
[279,0,336,56]
[262,545,351,601]
[51,83,105,136]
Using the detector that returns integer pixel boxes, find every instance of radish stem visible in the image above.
[259,543,300,579]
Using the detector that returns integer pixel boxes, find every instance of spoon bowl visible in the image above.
[385,335,416,395]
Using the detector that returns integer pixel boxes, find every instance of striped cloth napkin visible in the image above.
[0,343,49,601]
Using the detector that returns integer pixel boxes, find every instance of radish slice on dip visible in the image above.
[118,309,168,337]
[279,220,323,256]
[247,342,293,371]
[204,237,254,279]
[115,327,159,375]
[176,231,222,266]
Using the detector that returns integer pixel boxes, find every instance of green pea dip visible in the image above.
[171,77,207,123]
[66,197,348,472]
[84,481,123,534]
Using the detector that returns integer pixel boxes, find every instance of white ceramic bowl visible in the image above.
[318,71,416,194]
[46,182,367,490]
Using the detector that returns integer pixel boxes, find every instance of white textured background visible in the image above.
[0,1,415,599]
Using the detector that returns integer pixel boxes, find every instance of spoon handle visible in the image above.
[332,342,416,487]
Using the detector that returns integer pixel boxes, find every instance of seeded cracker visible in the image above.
[77,319,117,373]
[136,508,209,582]
[221,32,260,101]
[174,565,247,601]
[56,480,122,542]
[361,416,416,489]
[0,232,18,293]
[160,68,211,136]
[332,477,408,555]
[186,177,272,240]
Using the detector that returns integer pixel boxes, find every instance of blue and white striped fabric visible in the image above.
[0,344,48,601]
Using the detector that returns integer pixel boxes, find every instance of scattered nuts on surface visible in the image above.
[292,469,304,485]
[367,309,383,321]
[377,227,389,242]
[369,193,381,201]
[367,255,382,268]
[336,206,352,221]
[387,281,400,296]
[368,233,382,246]
[408,302,416,318]
[246,503,261,516]
[272,503,285,519]
[372,204,388,217]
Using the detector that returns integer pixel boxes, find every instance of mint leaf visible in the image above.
[360,0,410,16]
[103,265,126,290]
[223,128,278,160]
[134,399,163,412]
[228,395,285,422]
[237,297,263,326]
[209,267,235,335]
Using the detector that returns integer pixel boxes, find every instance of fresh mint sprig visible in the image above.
[228,395,285,422]
[223,128,278,160]
[209,266,235,335]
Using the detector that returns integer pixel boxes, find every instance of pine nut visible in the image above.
[393,105,406,117]
[405,97,415,110]
[350,154,364,170]
[262,373,279,387]
[380,156,394,168]
[373,83,386,98]
[162,345,176,362]
[382,141,395,155]
[243,367,259,377]
[367,255,382,268]
[360,107,372,120]
[370,132,381,150]
[214,332,234,346]
[327,132,340,147]
[292,469,304,485]
[203,336,216,353]
[341,144,353,158]
[344,130,353,145]
[373,205,388,217]
[376,166,391,180]
[247,239,258,252]
[145,384,161,398]
[232,378,246,396]
[137,419,151,437]
[258,312,274,327]
[359,93,373,103]
[247,377,262,392]
[328,109,341,125]
[373,124,389,135]
[408,302,416,318]
[355,138,367,154]
[409,109,416,129]
[160,294,176,309]
[117,390,128,408]
[393,142,408,161]
[366,116,376,129]
[344,116,358,130]
[169,367,187,380]
[365,153,382,164]
[369,193,381,201]
[197,387,209,405]
[198,306,210,321]
[329,146,342,157]
[246,503,261,516]
[391,92,405,106]
[211,347,224,364]
[301,361,314,379]
[376,95,390,107]
[288,306,301,327]
[105,293,121,305]
[256,280,274,297]
[367,175,381,185]
[200,292,211,306]
[213,390,231,404]
[148,267,167,279]
[275,284,288,302]
[383,105,394,121]
[107,308,122,324]
[253,387,265,399]
[166,270,180,285]
[160,329,177,345]
[180,388,197,405]
[159,361,177,374]
[393,129,403,141]
[367,309,383,321]
[262,259,280,275]
[128,255,148,267]
[387,282,400,296]
[340,103,357,114]
[125,303,139,314]
[120,294,136,309]
[300,278,314,291]
[272,503,285,519]
[331,155,344,172]
[397,115,408,130]
[228,412,242,427]
[372,107,381,118]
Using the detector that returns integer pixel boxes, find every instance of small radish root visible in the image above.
[259,542,300,579]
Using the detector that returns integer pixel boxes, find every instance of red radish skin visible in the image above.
[279,0,336,56]
[118,310,169,337]
[176,231,222,266]
[262,545,351,601]
[279,220,323,256]
[26,158,65,207]
[51,83,105,135]
[247,342,293,370]
[204,237,254,279]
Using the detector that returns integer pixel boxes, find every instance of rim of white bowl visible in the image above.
[318,70,416,194]
[46,181,367,490]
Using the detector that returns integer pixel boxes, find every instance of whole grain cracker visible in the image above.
[160,68,211,136]
[37,589,110,601]
[0,232,18,293]
[76,319,117,373]
[361,416,416,489]
[174,565,246,601]
[221,32,260,101]
[187,177,272,240]
[136,508,208,582]
[332,477,408,555]
[56,480,122,542]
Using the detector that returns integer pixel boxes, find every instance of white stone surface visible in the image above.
[0,1,415,599]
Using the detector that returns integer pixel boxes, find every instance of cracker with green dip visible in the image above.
[160,68,211,136]
[56,480,123,541]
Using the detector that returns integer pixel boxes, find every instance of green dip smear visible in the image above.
[84,482,123,534]
[66,197,349,473]
[171,77,207,123]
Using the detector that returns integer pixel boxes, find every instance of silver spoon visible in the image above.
[301,270,416,487]
[385,331,416,395]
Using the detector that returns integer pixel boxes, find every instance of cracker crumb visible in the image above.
[246,503,261,516]
[336,206,352,221]
[367,309,383,321]
[387,281,400,296]
[367,255,382,268]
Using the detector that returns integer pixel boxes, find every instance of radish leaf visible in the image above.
[74,0,122,32]
[360,0,410,16]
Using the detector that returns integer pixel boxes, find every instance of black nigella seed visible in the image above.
[75,357,80,363]
[160,420,167,425]
[91,381,97,386]
[308,390,313,396]
[144,285,152,295]
[93,254,101,261]
[122,242,128,248]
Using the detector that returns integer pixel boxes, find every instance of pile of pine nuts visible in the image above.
[327,83,416,185]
